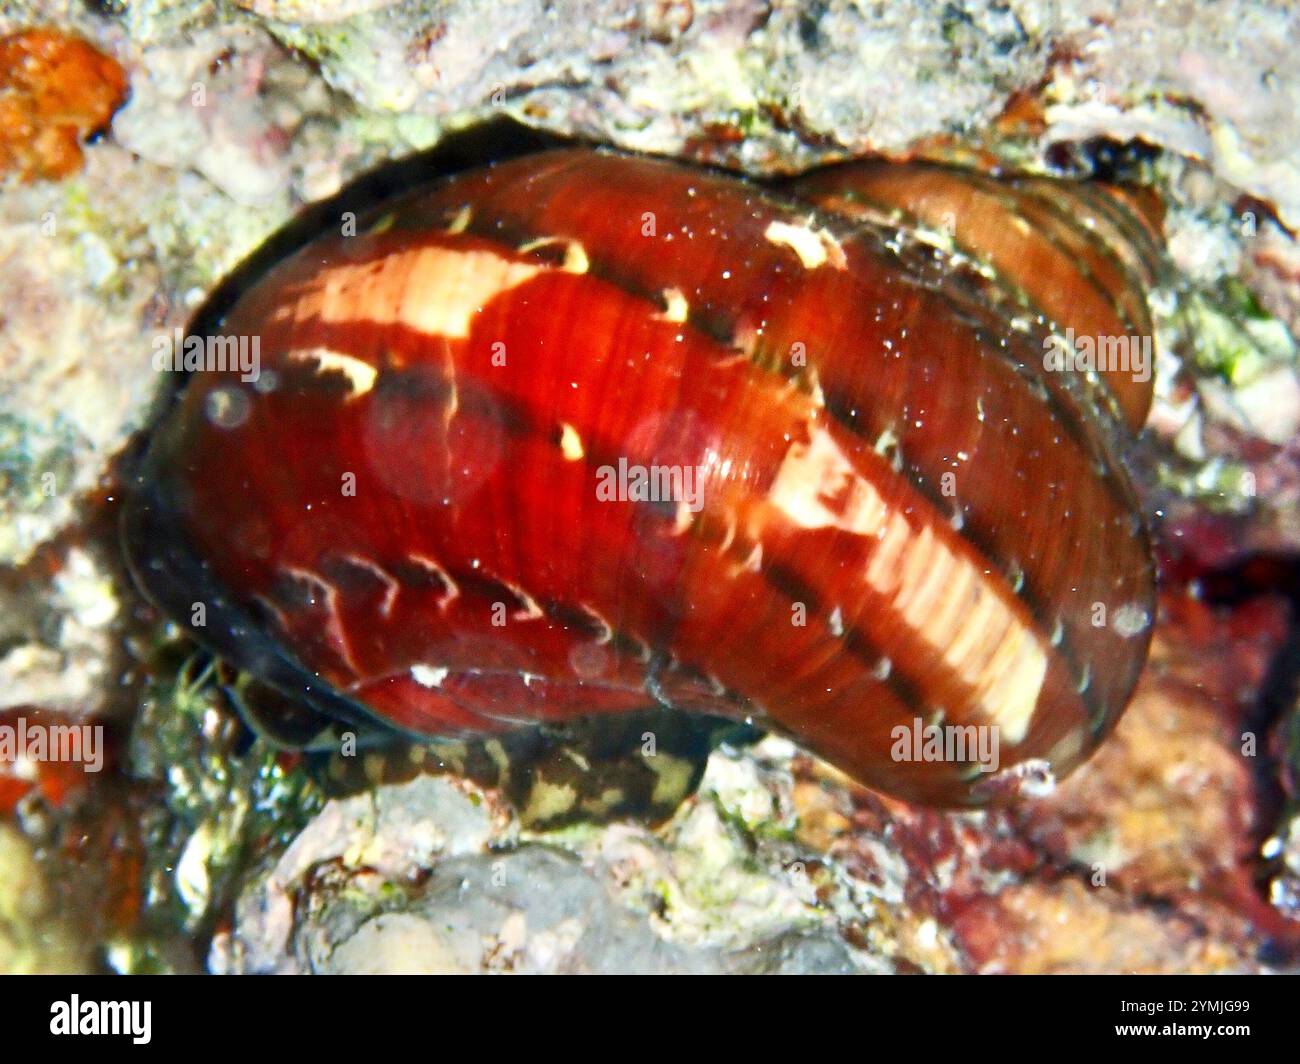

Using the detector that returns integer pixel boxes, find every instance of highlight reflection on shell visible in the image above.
[123,142,1160,806]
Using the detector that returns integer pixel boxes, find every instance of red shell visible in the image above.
[124,146,1158,805]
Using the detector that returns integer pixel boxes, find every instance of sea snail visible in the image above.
[123,133,1161,806]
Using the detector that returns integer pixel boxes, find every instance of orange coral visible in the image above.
[0,28,128,182]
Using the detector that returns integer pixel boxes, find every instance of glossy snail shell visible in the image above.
[123,140,1159,805]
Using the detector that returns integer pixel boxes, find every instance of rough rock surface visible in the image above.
[212,773,862,973]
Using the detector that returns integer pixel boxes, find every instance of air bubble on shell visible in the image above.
[1113,603,1151,638]
[973,758,1057,802]
[205,386,250,429]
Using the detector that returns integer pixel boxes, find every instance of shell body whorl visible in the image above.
[124,143,1159,805]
